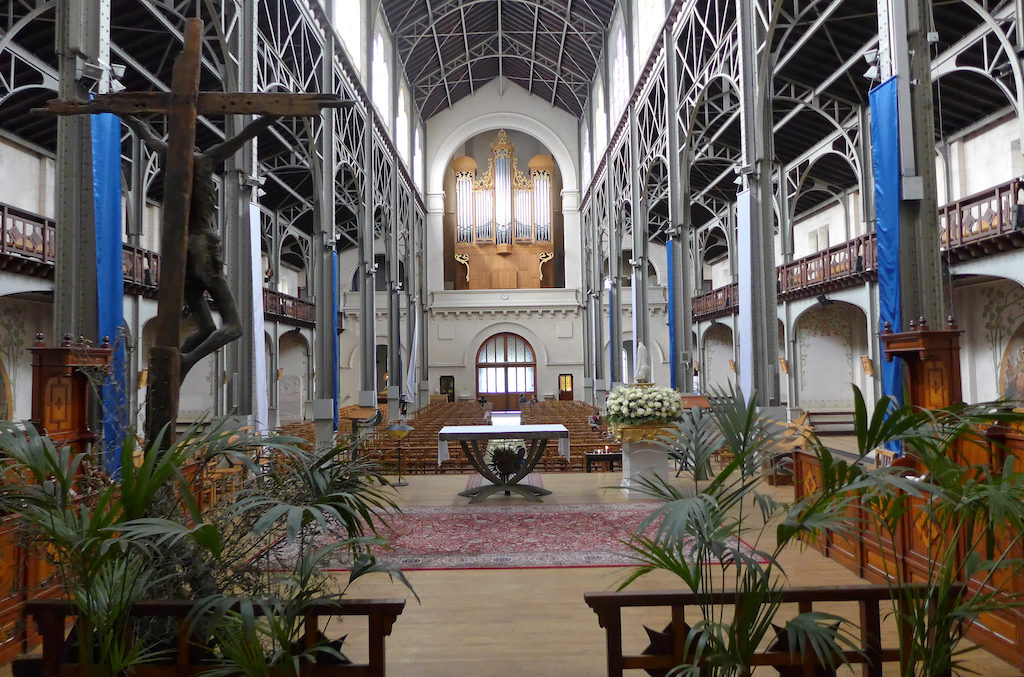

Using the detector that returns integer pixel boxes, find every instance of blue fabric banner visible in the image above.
[332,251,339,430]
[666,239,677,390]
[869,77,903,412]
[91,113,127,475]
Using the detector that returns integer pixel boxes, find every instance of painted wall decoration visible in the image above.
[0,303,26,407]
[703,323,734,393]
[999,321,1024,402]
[0,357,11,420]
[980,283,1024,396]
[796,304,856,411]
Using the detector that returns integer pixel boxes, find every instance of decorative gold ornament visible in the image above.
[538,252,554,281]
[454,253,470,282]
[611,421,673,443]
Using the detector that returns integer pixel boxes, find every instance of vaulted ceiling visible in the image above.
[379,0,618,119]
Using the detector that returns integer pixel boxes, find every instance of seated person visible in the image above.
[519,394,529,406]
[588,413,602,431]
[477,395,488,406]
[530,395,538,404]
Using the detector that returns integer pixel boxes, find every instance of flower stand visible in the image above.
[617,423,670,499]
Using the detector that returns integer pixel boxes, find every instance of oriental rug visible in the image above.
[270,502,762,571]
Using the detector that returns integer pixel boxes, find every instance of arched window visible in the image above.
[396,87,410,163]
[636,0,664,65]
[580,120,591,185]
[413,128,424,190]
[593,78,607,156]
[476,333,536,410]
[371,33,390,126]
[610,18,629,121]
[333,0,362,73]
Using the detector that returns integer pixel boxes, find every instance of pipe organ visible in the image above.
[449,130,558,289]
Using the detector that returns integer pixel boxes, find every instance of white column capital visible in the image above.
[560,189,580,212]
[427,192,445,213]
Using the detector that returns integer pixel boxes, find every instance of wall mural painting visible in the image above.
[703,324,734,392]
[999,321,1024,402]
[0,357,11,420]
[797,305,854,411]
[0,304,26,408]
[980,283,1024,395]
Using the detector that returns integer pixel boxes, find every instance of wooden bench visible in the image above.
[585,583,951,677]
[15,597,405,676]
[806,411,855,434]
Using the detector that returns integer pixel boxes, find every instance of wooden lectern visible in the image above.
[28,333,112,456]
[880,316,963,409]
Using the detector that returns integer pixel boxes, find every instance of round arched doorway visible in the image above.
[476,332,536,411]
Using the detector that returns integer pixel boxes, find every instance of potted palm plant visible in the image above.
[619,387,873,676]
[619,385,1024,677]
[827,389,1024,677]
[0,419,411,675]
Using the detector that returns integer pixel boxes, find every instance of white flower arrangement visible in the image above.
[604,383,684,427]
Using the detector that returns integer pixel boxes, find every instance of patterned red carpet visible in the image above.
[271,502,760,571]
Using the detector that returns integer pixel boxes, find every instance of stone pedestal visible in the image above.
[617,424,670,499]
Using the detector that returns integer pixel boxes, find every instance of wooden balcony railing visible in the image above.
[263,288,316,327]
[122,244,160,294]
[939,176,1024,257]
[691,283,739,319]
[693,176,1024,320]
[0,203,55,276]
[777,232,877,299]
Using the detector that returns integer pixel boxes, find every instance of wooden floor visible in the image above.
[345,470,1021,677]
[5,469,1019,676]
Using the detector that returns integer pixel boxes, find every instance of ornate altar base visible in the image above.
[616,423,671,499]
[438,424,569,503]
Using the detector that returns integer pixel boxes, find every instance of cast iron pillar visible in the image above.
[664,20,694,393]
[736,0,780,406]
[54,0,105,340]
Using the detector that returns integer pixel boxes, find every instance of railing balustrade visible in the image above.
[1,203,54,264]
[939,177,1024,249]
[263,288,316,326]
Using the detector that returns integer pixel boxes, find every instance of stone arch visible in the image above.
[792,300,869,412]
[701,322,735,393]
[429,112,578,195]
[278,329,310,423]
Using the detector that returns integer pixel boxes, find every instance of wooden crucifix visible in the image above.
[38,18,348,448]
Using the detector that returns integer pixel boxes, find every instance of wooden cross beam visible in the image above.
[38,18,348,448]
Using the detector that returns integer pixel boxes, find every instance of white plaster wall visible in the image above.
[793,303,864,411]
[0,295,53,420]
[428,313,583,401]
[278,332,309,422]
[710,260,731,289]
[953,277,1024,403]
[953,118,1020,199]
[790,201,848,259]
[0,139,56,218]
[703,323,735,393]
[277,264,305,297]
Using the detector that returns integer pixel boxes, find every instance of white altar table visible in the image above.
[437,424,569,502]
